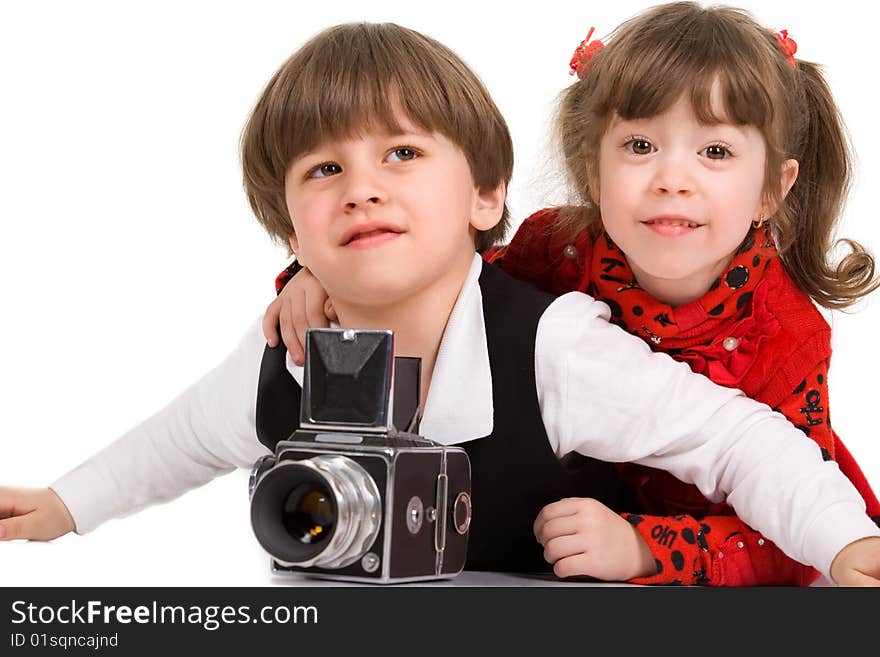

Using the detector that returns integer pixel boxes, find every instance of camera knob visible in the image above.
[453,492,472,535]
[406,496,424,534]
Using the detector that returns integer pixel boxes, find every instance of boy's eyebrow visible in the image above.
[380,127,433,138]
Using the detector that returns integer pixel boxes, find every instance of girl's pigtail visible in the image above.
[782,61,878,308]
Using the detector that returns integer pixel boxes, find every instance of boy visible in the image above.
[2,22,878,584]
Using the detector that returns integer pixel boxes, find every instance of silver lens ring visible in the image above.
[285,455,382,570]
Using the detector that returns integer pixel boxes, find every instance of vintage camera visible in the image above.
[249,328,472,583]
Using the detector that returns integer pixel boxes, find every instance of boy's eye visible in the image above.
[625,139,656,155]
[308,163,342,178]
[385,147,420,163]
[700,144,732,160]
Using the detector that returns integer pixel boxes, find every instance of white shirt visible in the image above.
[52,254,880,579]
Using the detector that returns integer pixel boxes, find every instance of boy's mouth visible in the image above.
[340,222,405,248]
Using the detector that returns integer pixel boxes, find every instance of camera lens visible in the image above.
[282,484,334,545]
[250,455,382,570]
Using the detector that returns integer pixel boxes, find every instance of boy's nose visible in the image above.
[342,169,386,210]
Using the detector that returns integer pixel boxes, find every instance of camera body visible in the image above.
[249,328,471,583]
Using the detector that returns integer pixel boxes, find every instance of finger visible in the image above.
[553,552,596,579]
[305,294,331,334]
[535,516,582,546]
[262,298,282,347]
[0,488,31,519]
[279,296,305,365]
[324,299,338,322]
[534,498,589,534]
[290,293,312,366]
[0,514,32,541]
[543,534,588,565]
[836,569,880,587]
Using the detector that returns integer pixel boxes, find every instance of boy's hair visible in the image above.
[241,22,513,254]
[555,1,877,308]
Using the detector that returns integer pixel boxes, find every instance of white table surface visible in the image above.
[0,470,833,588]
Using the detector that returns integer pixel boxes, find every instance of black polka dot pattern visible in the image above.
[736,291,753,311]
[736,231,756,254]
[601,298,623,318]
[681,528,696,544]
[632,305,643,316]
[671,551,685,571]
[725,266,750,289]
[626,515,644,526]
[708,303,725,316]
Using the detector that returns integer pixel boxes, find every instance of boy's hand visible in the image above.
[0,487,75,541]
[534,497,656,582]
[829,536,880,586]
[262,267,335,366]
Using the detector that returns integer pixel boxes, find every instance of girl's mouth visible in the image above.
[641,216,702,237]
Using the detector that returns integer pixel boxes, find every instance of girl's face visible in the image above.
[596,87,793,307]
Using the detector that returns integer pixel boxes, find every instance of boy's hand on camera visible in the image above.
[534,497,656,582]
[829,535,880,586]
[262,267,334,366]
[0,487,75,541]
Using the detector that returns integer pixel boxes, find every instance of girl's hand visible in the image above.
[829,536,880,586]
[0,487,76,541]
[262,267,335,366]
[534,497,656,582]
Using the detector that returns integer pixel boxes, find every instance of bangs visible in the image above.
[264,23,477,168]
[595,6,780,130]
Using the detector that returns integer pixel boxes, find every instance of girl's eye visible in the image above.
[308,163,342,179]
[700,144,732,160]
[625,139,656,155]
[386,147,420,163]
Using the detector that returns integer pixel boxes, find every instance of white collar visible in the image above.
[285,253,493,444]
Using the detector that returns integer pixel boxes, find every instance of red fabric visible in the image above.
[490,207,880,585]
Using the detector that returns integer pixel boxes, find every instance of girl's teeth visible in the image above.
[647,220,698,228]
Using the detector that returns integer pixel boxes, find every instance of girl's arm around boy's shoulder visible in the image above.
[532,291,880,581]
[40,318,270,537]
[487,207,594,296]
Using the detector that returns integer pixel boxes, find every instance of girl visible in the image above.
[265,2,880,585]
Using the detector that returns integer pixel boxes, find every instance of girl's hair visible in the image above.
[241,22,513,254]
[556,1,877,308]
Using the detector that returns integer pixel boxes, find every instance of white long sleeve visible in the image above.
[50,319,271,534]
[535,292,880,579]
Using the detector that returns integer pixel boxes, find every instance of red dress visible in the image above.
[489,207,880,586]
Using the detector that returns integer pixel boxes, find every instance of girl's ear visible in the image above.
[764,159,799,217]
[779,159,799,200]
[470,182,507,231]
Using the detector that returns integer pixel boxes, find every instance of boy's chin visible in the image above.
[329,279,415,311]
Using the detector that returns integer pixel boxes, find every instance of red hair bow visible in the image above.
[774,29,797,69]
[569,27,604,79]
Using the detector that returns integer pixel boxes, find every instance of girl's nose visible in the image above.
[652,152,695,197]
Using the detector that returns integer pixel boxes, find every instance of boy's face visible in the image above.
[283,115,501,310]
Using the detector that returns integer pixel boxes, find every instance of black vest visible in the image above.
[256,261,624,573]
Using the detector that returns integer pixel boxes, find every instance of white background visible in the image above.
[1,0,876,586]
